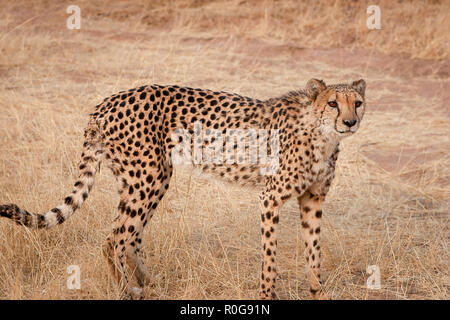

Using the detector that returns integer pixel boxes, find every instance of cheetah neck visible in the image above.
[288,103,342,162]
[266,94,344,163]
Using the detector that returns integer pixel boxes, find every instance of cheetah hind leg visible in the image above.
[102,232,148,299]
[102,234,121,284]
[125,165,172,289]
[102,230,142,299]
[105,210,148,299]
[103,166,172,299]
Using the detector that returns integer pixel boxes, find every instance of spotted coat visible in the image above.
[0,78,366,299]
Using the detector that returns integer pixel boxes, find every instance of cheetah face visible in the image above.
[306,78,366,136]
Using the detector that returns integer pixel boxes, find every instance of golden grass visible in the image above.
[0,0,448,299]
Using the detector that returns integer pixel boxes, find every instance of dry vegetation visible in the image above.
[0,0,448,300]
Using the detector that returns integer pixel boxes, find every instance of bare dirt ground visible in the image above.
[0,0,448,299]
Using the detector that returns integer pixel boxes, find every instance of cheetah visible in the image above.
[0,78,366,300]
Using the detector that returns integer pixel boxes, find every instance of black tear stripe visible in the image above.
[334,102,341,133]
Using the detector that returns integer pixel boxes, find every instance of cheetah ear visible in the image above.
[352,79,366,97]
[306,79,327,101]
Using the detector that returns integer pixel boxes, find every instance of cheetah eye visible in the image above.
[328,101,338,108]
[355,101,362,108]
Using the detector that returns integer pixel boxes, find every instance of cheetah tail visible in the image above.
[0,118,104,229]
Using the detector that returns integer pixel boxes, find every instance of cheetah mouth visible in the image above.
[335,129,354,135]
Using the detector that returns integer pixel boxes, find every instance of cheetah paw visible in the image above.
[129,287,144,300]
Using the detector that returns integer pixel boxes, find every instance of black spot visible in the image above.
[64,196,73,205]
[51,208,65,224]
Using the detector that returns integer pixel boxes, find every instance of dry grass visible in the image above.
[0,0,448,300]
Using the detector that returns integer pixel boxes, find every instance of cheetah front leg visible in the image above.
[297,190,329,300]
[259,187,284,300]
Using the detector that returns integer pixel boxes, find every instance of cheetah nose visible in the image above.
[343,119,357,128]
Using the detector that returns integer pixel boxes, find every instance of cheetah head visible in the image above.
[306,78,366,137]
